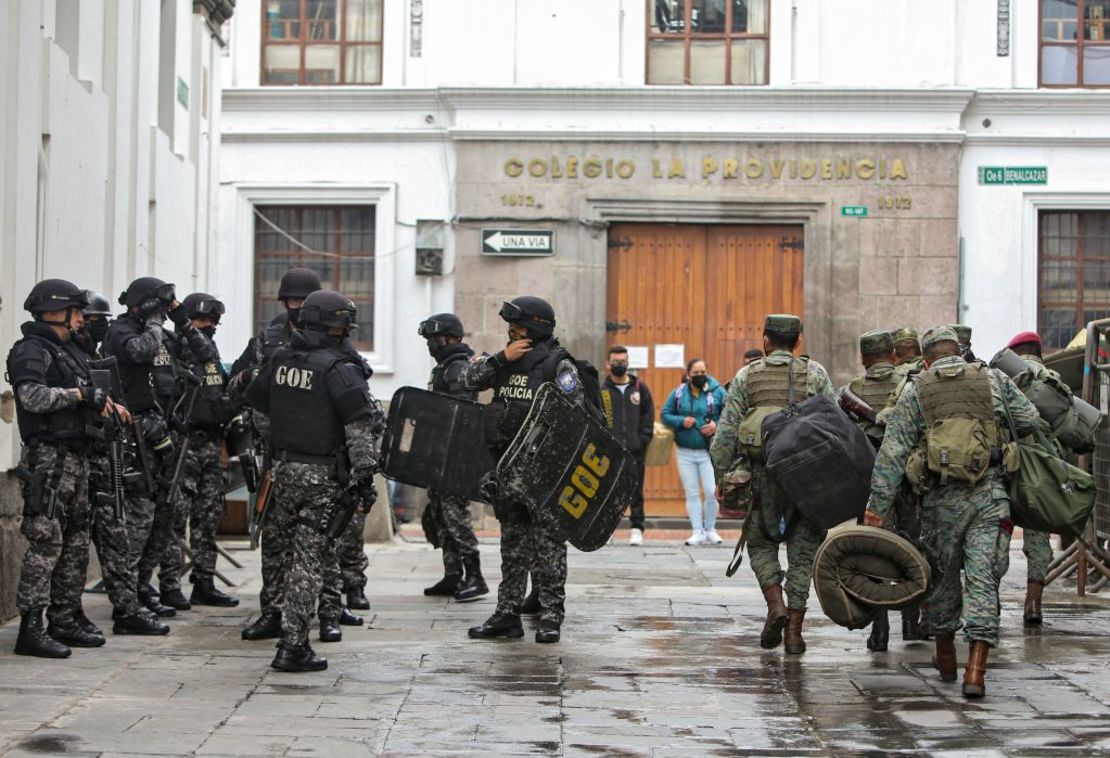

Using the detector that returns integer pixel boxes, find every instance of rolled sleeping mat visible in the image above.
[812,524,932,630]
[1073,395,1104,432]
[990,347,1031,380]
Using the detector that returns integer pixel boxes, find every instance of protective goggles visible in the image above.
[153,284,176,303]
[191,299,226,319]
[418,318,450,337]
[499,301,524,322]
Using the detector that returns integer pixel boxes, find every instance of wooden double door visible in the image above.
[606,223,805,517]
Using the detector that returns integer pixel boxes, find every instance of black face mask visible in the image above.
[610,363,628,377]
[690,375,708,389]
[87,318,110,345]
[200,325,217,339]
[426,338,443,358]
[287,307,302,327]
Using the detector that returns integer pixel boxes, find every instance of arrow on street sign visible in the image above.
[482,229,555,256]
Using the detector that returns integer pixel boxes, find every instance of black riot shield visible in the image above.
[379,387,497,502]
[497,383,637,552]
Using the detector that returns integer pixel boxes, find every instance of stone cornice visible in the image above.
[969,89,1110,115]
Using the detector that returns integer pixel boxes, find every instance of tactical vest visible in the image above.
[7,328,94,445]
[104,316,156,413]
[259,320,291,363]
[429,344,476,400]
[151,330,182,404]
[484,340,561,450]
[190,353,230,429]
[738,356,810,456]
[850,364,897,412]
[915,362,1001,484]
[268,344,349,457]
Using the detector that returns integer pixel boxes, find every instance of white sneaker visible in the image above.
[629,528,644,546]
[685,530,707,546]
[705,530,724,545]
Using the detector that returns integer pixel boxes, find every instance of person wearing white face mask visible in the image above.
[661,359,725,546]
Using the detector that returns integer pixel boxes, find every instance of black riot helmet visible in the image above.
[24,279,88,314]
[499,296,555,337]
[418,313,464,339]
[81,290,112,316]
[181,292,226,322]
[299,289,357,332]
[277,267,322,301]
[119,276,175,308]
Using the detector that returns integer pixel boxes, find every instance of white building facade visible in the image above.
[219,1,1110,514]
[0,0,232,617]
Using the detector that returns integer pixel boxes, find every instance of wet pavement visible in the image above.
[1,534,1109,757]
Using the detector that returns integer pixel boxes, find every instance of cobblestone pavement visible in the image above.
[1,533,1109,757]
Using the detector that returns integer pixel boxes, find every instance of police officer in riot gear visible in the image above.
[245,289,383,672]
[7,280,120,656]
[418,313,487,602]
[157,293,239,609]
[74,292,170,636]
[461,296,586,644]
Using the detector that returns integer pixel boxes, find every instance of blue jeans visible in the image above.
[675,446,717,533]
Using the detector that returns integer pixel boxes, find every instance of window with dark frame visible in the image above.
[647,0,769,85]
[262,0,383,85]
[253,205,376,350]
[1039,210,1110,351]
[1041,0,1110,86]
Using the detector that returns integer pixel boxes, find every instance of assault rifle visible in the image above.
[88,363,127,520]
[163,372,202,507]
[838,386,878,426]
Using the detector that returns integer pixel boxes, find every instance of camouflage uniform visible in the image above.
[423,492,479,577]
[461,342,585,626]
[711,344,836,609]
[158,436,224,591]
[88,451,143,616]
[866,351,1038,646]
[336,507,369,595]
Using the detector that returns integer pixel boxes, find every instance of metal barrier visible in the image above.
[1093,365,1110,544]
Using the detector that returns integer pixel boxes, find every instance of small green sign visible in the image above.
[978,166,1047,185]
[841,205,869,218]
[177,77,189,109]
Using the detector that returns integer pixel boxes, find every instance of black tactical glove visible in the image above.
[357,478,378,508]
[138,298,165,320]
[80,387,108,412]
[166,303,189,329]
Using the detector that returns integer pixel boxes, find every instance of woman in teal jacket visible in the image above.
[662,359,725,546]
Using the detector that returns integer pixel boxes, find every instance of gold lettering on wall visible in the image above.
[502,155,911,182]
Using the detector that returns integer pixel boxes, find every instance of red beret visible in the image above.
[1007,331,1041,350]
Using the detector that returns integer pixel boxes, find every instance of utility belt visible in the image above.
[189,426,225,445]
[272,448,349,484]
[23,436,92,454]
[14,442,76,519]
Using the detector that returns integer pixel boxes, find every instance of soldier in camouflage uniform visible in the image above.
[844,330,925,651]
[1001,331,1078,625]
[711,314,836,655]
[418,313,487,602]
[157,293,239,609]
[7,280,116,657]
[73,292,170,636]
[864,326,1039,698]
[462,296,586,644]
[245,290,382,672]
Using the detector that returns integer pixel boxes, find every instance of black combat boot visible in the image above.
[346,586,370,610]
[159,587,192,611]
[867,611,890,652]
[138,587,176,618]
[113,609,170,636]
[902,609,924,641]
[424,573,461,596]
[319,616,342,643]
[468,613,524,639]
[15,609,71,658]
[242,609,282,641]
[339,608,364,626]
[74,608,103,637]
[48,615,106,648]
[271,642,327,672]
[535,620,561,644]
[520,586,541,615]
[454,557,489,603]
[190,577,239,607]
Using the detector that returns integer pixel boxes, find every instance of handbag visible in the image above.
[644,422,674,466]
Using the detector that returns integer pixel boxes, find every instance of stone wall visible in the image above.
[452,140,959,385]
[0,477,26,621]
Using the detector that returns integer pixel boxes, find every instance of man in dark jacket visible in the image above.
[601,346,654,546]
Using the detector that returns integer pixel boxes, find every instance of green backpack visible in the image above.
[1003,405,1096,536]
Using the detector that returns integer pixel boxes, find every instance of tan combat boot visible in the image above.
[784,608,806,655]
[1023,580,1044,625]
[759,585,788,649]
[962,640,990,698]
[932,632,957,682]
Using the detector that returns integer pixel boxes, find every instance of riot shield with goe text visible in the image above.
[380,387,496,502]
[498,383,636,551]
